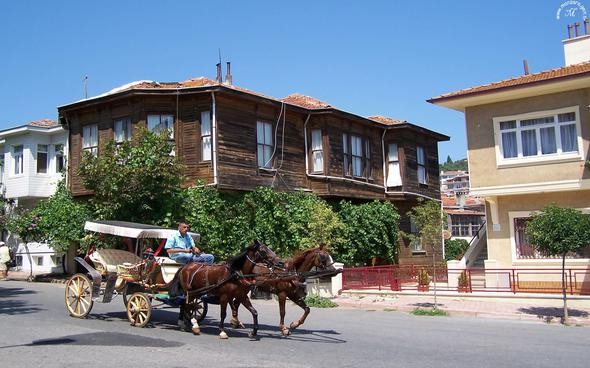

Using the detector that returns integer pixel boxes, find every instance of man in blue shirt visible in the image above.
[165,222,214,264]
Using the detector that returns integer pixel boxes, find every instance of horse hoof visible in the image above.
[280,325,291,336]
[192,327,201,335]
[230,318,245,329]
[289,322,299,330]
[219,331,229,339]
[248,332,258,340]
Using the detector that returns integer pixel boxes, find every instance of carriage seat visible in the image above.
[89,249,142,274]
[156,256,183,283]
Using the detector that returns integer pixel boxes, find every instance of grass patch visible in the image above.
[305,294,339,308]
[411,307,448,316]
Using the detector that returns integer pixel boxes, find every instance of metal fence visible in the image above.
[342,265,590,295]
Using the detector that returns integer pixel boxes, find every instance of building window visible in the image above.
[201,111,212,161]
[13,145,23,175]
[37,144,48,174]
[82,124,98,156]
[147,114,174,139]
[342,133,350,176]
[495,107,581,166]
[364,140,371,178]
[417,146,427,184]
[114,117,132,143]
[55,144,65,173]
[351,135,363,177]
[257,121,273,169]
[387,143,402,187]
[410,219,423,253]
[311,129,323,173]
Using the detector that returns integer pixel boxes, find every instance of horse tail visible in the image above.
[168,266,184,298]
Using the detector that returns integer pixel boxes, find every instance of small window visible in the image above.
[417,146,427,184]
[351,135,363,177]
[82,124,98,156]
[37,144,48,173]
[13,145,23,175]
[201,111,212,161]
[55,144,65,173]
[114,117,132,143]
[387,143,402,187]
[410,219,423,253]
[311,129,323,173]
[257,121,273,168]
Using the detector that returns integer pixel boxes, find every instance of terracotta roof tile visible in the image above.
[281,93,332,109]
[28,119,58,128]
[430,62,590,101]
[367,115,406,125]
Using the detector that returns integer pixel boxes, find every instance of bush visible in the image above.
[305,294,338,308]
[411,308,447,316]
[445,238,469,261]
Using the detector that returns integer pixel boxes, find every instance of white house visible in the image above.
[0,119,68,274]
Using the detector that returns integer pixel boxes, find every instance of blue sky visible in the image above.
[0,0,585,162]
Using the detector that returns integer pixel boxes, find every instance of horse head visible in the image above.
[250,239,281,268]
[312,244,336,272]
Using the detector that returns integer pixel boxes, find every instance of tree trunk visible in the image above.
[562,252,569,325]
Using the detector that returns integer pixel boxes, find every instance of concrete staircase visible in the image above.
[469,245,487,289]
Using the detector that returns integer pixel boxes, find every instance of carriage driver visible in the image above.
[165,222,214,264]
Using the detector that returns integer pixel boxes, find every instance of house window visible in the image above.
[364,140,371,178]
[55,144,65,173]
[417,146,427,184]
[114,117,132,143]
[342,133,350,176]
[82,124,98,156]
[257,121,273,169]
[514,216,590,259]
[37,144,48,174]
[13,145,23,175]
[495,107,581,166]
[147,114,174,140]
[410,219,423,253]
[351,135,363,177]
[311,129,323,173]
[201,111,211,161]
[387,143,402,187]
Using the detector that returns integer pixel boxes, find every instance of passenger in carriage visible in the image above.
[165,222,214,264]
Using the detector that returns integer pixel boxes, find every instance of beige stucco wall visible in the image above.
[485,190,590,268]
[465,89,590,189]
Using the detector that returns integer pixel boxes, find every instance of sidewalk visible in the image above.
[4,270,590,326]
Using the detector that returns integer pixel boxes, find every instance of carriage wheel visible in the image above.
[122,283,146,307]
[192,300,208,323]
[64,273,94,318]
[126,292,152,328]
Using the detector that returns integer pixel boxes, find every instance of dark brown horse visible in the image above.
[174,240,280,339]
[230,244,338,336]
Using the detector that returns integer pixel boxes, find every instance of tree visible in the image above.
[77,128,184,225]
[444,238,469,261]
[526,204,590,324]
[6,181,91,253]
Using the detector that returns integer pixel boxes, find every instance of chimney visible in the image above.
[563,21,590,66]
[216,63,222,83]
[224,62,232,85]
[523,59,529,75]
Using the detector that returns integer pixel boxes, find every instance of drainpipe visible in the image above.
[303,113,311,175]
[211,92,218,186]
[381,128,387,189]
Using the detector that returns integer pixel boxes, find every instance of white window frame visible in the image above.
[417,146,427,184]
[114,117,132,143]
[147,114,174,140]
[493,106,583,168]
[311,129,323,173]
[36,144,48,174]
[55,144,65,173]
[82,124,98,156]
[256,121,274,169]
[351,135,363,177]
[12,145,23,175]
[201,111,212,161]
[387,143,402,187]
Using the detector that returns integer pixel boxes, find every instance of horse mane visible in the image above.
[227,246,250,271]
[288,247,318,269]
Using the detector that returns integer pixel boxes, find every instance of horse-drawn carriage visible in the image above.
[64,220,207,327]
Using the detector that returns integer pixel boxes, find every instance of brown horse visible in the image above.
[174,240,280,339]
[230,244,338,336]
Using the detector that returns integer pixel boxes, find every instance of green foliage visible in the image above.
[444,238,469,261]
[418,268,430,285]
[77,128,184,225]
[439,157,468,172]
[411,308,448,316]
[334,200,400,266]
[6,181,91,252]
[526,204,590,257]
[405,199,446,254]
[304,294,339,308]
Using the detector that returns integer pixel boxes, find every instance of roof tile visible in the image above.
[28,119,58,128]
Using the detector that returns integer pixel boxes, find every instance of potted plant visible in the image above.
[417,269,430,292]
[458,270,470,293]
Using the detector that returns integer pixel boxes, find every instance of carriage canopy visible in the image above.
[84,220,200,241]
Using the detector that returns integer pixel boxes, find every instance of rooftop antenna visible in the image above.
[83,75,88,99]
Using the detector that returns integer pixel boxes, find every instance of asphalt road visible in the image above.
[1,281,589,368]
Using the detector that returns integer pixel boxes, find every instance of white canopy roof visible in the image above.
[84,220,200,241]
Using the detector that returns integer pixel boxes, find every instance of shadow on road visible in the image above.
[0,286,43,316]
[518,306,589,323]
